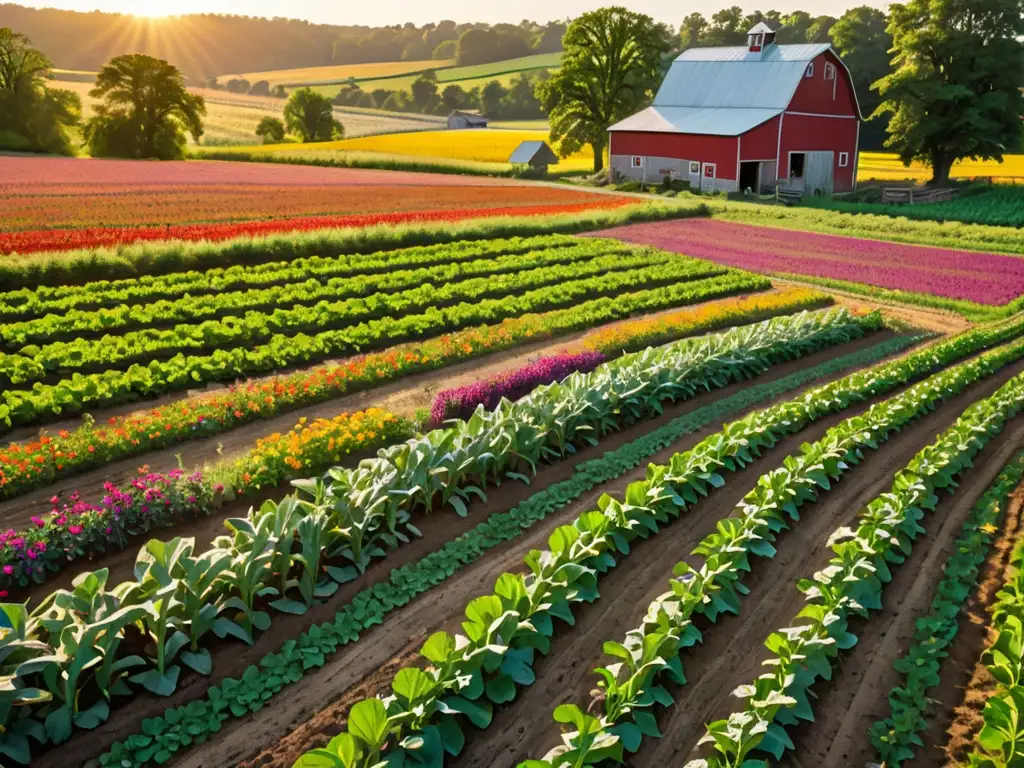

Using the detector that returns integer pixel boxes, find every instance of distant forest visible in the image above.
[0,4,565,78]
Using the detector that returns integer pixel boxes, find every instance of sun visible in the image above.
[131,2,170,19]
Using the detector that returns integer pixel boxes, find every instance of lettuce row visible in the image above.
[0,309,866,763]
[0,235,586,320]
[868,451,1024,766]
[963,470,1024,767]
[687,369,1024,768]
[91,332,923,768]
[4,250,712,383]
[0,240,633,344]
[0,271,766,430]
[523,335,1024,768]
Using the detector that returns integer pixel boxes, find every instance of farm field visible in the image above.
[6,148,1024,768]
[604,215,1024,320]
[0,156,625,253]
[806,185,1024,228]
[207,128,592,171]
[857,150,1024,182]
[225,59,455,87]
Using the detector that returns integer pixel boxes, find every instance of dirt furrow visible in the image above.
[46,332,892,768]
[787,424,1024,768]
[211,339,991,768]
[620,358,1024,767]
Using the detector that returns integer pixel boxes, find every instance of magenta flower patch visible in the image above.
[592,219,1024,306]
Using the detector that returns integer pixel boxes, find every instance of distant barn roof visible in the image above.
[509,140,559,165]
[610,42,860,137]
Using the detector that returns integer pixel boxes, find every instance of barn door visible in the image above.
[804,152,834,196]
[700,162,717,192]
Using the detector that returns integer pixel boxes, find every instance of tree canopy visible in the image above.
[255,116,285,144]
[0,27,79,154]
[874,0,1024,184]
[84,54,205,160]
[283,87,343,142]
[539,7,670,172]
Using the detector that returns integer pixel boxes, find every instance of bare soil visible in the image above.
[172,338,1014,768]
[47,330,892,768]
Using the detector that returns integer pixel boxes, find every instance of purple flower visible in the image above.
[2,565,13,575]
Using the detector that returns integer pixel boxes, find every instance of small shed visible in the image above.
[447,110,488,129]
[509,141,559,169]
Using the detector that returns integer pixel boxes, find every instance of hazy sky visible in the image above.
[20,0,890,26]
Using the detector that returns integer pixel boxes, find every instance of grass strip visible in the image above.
[0,203,705,291]
[95,334,923,768]
[870,451,1024,766]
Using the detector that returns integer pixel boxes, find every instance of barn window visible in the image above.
[825,62,837,81]
[839,152,850,168]
[804,62,814,78]
[631,156,644,168]
[689,161,700,174]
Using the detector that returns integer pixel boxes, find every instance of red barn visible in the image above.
[609,23,862,196]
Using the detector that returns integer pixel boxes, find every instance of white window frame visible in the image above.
[804,62,814,78]
[824,62,837,81]
[839,152,850,168]
[689,161,700,174]
[631,156,644,168]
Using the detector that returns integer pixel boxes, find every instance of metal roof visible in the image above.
[609,106,778,136]
[675,43,829,64]
[508,140,559,165]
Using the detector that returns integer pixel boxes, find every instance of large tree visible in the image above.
[0,27,79,154]
[830,6,892,150]
[283,87,343,142]
[874,0,1024,184]
[538,6,670,173]
[84,54,205,159]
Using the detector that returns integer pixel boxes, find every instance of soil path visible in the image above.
[45,330,891,768]
[814,470,1024,767]
[182,336,993,768]
[0,291,790,531]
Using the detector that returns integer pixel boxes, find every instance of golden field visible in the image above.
[857,151,1024,182]
[229,129,594,170]
[226,60,454,86]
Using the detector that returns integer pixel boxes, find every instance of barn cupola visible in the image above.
[747,22,777,56]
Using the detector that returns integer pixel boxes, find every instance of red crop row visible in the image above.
[0,199,633,255]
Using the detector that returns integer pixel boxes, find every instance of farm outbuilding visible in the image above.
[509,140,559,169]
[609,23,862,196]
[447,110,489,129]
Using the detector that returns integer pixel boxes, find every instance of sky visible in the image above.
[19,0,890,26]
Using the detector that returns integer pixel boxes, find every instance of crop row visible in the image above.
[0,270,767,431]
[0,235,583,318]
[2,252,716,384]
[868,451,1024,766]
[90,333,925,768]
[0,241,647,348]
[289,317,1021,768]
[690,370,1024,767]
[0,288,823,499]
[523,337,1024,766]
[962,492,1024,767]
[0,310,868,762]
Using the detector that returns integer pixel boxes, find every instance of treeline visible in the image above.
[332,70,550,120]
[0,4,563,79]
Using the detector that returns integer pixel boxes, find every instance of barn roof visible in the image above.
[609,42,848,136]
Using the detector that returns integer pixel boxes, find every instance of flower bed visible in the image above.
[594,218,1024,306]
[429,351,607,425]
[0,201,634,255]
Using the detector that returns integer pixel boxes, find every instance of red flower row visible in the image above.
[0,200,632,255]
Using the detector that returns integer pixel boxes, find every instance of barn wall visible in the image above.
[778,113,859,192]
[609,131,739,180]
[740,116,780,161]
[787,50,859,118]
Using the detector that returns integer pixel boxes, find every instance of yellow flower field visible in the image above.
[241,129,593,170]
[857,151,1024,182]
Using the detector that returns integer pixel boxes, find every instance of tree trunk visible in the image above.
[591,141,605,173]
[930,150,953,186]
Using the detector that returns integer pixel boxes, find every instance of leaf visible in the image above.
[347,698,390,750]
